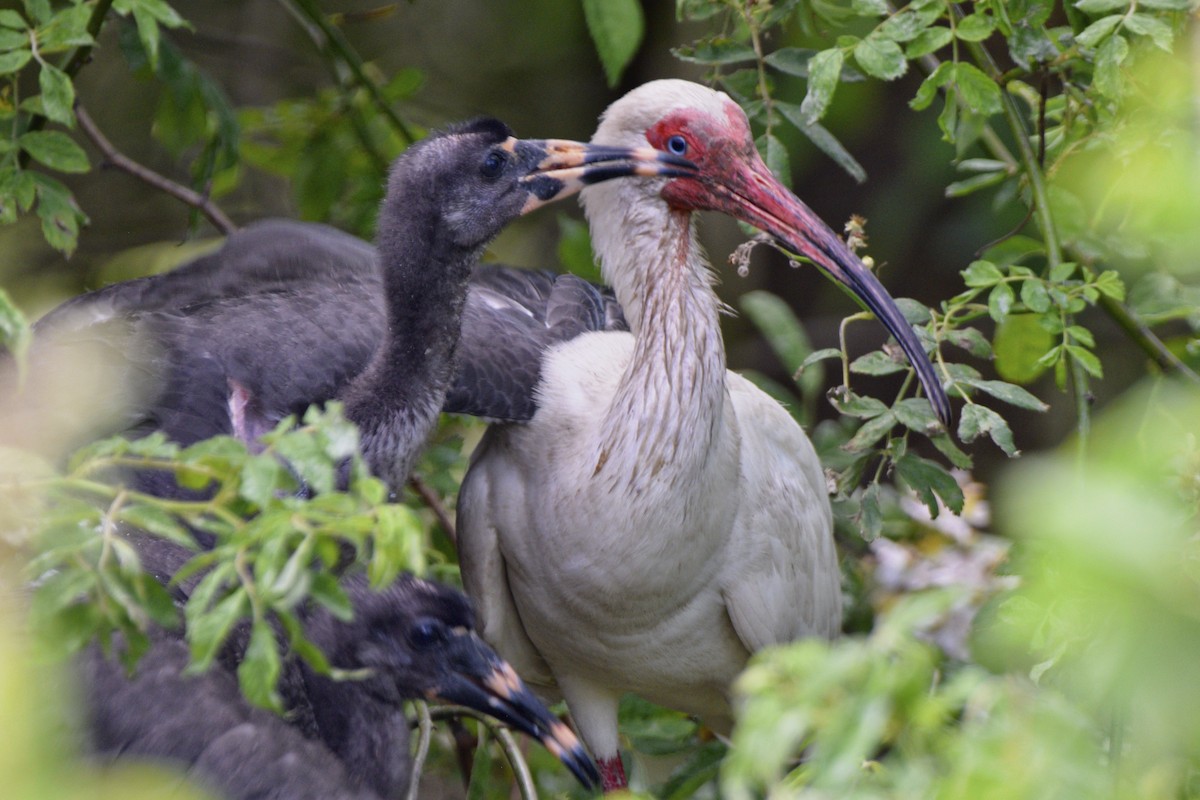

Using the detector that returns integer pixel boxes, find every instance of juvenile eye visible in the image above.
[666,135,688,156]
[407,618,448,649]
[480,150,507,178]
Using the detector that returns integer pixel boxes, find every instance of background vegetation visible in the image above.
[1,0,1199,797]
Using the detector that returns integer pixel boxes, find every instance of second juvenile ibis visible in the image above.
[456,80,951,790]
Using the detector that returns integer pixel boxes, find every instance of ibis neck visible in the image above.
[343,203,477,487]
[590,201,727,481]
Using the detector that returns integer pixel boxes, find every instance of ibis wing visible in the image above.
[720,374,842,651]
[445,265,625,421]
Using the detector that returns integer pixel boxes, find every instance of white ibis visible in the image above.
[82,536,601,798]
[7,119,692,494]
[455,79,951,790]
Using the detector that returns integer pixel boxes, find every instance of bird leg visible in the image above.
[598,755,628,792]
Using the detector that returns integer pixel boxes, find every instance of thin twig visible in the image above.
[409,474,456,549]
[1097,294,1200,383]
[75,103,236,234]
[406,700,434,800]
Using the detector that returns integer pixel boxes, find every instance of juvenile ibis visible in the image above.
[456,80,951,790]
[7,119,691,493]
[83,537,601,798]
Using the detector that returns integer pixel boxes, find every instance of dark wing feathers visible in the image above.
[445,264,627,421]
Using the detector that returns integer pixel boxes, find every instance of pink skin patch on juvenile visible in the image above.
[598,754,628,792]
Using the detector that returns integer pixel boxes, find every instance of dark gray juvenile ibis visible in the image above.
[455,80,952,790]
[82,537,600,798]
[5,118,691,493]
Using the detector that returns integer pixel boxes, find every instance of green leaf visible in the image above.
[740,290,814,377]
[776,101,868,183]
[1074,0,1129,12]
[953,62,1003,114]
[800,48,844,123]
[843,410,898,453]
[0,47,30,74]
[1094,270,1126,301]
[893,397,941,434]
[798,347,843,374]
[832,392,889,419]
[850,350,906,376]
[895,453,964,515]
[962,259,1003,287]
[0,28,27,51]
[23,0,51,24]
[879,3,944,42]
[30,172,86,255]
[759,132,792,187]
[851,0,888,14]
[0,10,25,28]
[118,504,197,549]
[673,39,755,65]
[905,26,953,58]
[1075,14,1122,47]
[945,171,1007,197]
[853,36,908,80]
[238,618,283,712]
[310,572,353,622]
[186,587,247,671]
[763,47,819,76]
[958,403,1019,455]
[1066,325,1095,347]
[1066,344,1103,377]
[582,0,645,87]
[37,63,75,126]
[858,482,884,542]
[1020,278,1052,313]
[931,431,973,470]
[1137,0,1195,7]
[1050,261,1078,282]
[1124,12,1174,51]
[19,130,88,172]
[960,378,1050,411]
[945,326,993,358]
[35,3,93,52]
[1093,33,1129,98]
[0,287,31,370]
[910,61,953,111]
[988,282,1015,322]
[955,13,997,42]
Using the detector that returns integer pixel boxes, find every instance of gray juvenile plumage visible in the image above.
[82,537,599,798]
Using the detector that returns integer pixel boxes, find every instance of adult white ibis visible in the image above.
[6,118,692,495]
[456,80,951,790]
[82,536,601,798]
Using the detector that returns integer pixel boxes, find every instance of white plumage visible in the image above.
[458,80,946,790]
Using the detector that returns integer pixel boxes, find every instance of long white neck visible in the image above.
[581,181,727,486]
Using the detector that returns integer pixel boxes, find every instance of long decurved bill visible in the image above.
[431,632,601,790]
[515,138,698,214]
[698,145,952,425]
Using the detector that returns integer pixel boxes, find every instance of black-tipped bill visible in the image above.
[516,138,698,214]
[696,152,953,425]
[432,635,601,790]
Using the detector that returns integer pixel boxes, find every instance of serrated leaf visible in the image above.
[958,403,1018,455]
[945,326,993,358]
[800,49,844,123]
[238,618,283,712]
[895,453,964,515]
[1020,278,1051,313]
[186,587,247,672]
[1074,0,1130,12]
[763,47,818,76]
[962,260,1003,287]
[879,3,943,42]
[945,171,1008,197]
[988,282,1015,322]
[674,39,755,65]
[850,350,906,376]
[583,0,645,87]
[910,61,953,110]
[1124,12,1174,51]
[1066,324,1095,347]
[854,36,908,80]
[37,63,74,126]
[1075,14,1122,47]
[960,378,1049,411]
[843,410,898,453]
[776,101,868,183]
[799,347,843,374]
[1050,261,1077,282]
[19,130,88,172]
[0,47,30,74]
[858,483,883,542]
[1093,33,1129,98]
[931,432,973,469]
[893,397,940,433]
[1094,270,1126,301]
[832,392,889,419]
[1066,344,1103,377]
[905,26,953,58]
[953,62,1003,114]
[956,13,997,42]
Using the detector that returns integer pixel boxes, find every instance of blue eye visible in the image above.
[666,135,688,156]
[481,150,506,178]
